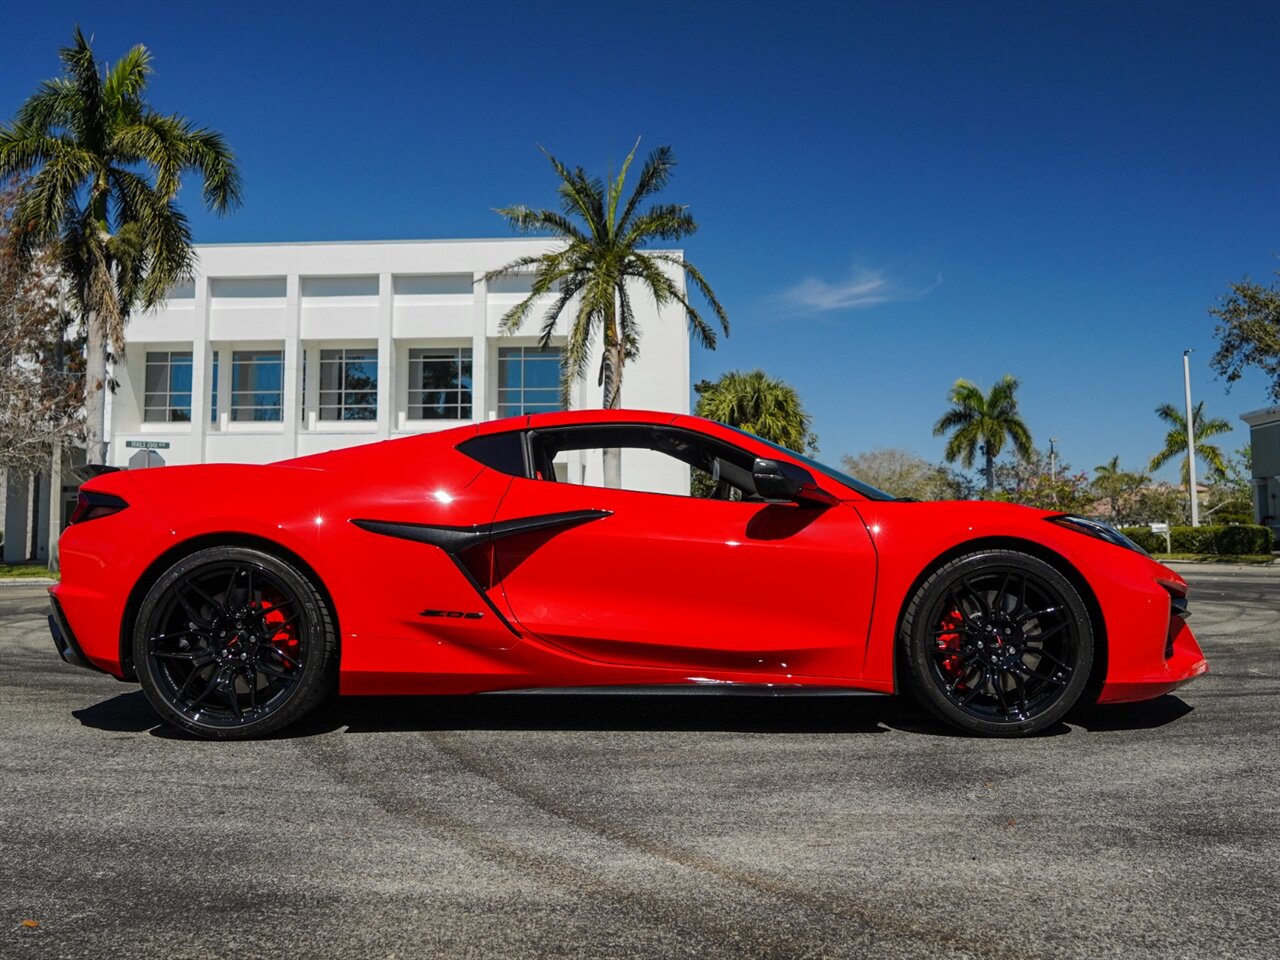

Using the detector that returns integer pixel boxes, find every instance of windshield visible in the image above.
[721,426,895,501]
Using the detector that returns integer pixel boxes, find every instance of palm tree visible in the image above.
[0,28,241,464]
[1092,455,1149,523]
[695,370,816,453]
[1149,401,1232,488]
[486,140,727,486]
[933,375,1033,491]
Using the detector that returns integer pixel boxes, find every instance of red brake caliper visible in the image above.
[936,609,966,682]
[260,596,299,664]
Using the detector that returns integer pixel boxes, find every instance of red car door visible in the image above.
[489,474,878,680]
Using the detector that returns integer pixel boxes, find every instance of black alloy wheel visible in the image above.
[134,547,336,739]
[900,549,1093,736]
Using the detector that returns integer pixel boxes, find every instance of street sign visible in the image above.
[125,440,170,449]
[1149,521,1172,553]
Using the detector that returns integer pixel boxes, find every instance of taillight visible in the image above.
[68,491,128,525]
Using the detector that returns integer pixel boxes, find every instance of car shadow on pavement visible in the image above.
[1068,695,1194,731]
[72,688,1194,739]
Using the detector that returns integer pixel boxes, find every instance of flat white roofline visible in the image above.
[1240,405,1280,427]
[192,238,681,253]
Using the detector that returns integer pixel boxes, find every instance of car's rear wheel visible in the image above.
[133,547,336,739]
[900,549,1093,736]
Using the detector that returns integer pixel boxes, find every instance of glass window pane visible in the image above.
[168,354,193,393]
[145,357,167,394]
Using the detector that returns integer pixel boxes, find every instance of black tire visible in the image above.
[133,546,337,739]
[900,549,1093,737]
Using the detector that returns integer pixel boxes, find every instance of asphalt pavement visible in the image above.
[2,566,1277,959]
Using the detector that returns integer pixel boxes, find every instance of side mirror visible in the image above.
[752,458,838,507]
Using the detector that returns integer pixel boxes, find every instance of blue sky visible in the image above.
[3,0,1277,481]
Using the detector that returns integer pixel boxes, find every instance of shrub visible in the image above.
[1119,525,1273,555]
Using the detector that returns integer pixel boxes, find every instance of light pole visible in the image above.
[1183,349,1199,527]
[1049,437,1058,482]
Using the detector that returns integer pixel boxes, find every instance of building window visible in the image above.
[231,350,283,422]
[498,346,562,417]
[143,351,192,423]
[210,354,219,423]
[408,347,472,420]
[319,348,378,421]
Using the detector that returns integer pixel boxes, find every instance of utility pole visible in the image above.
[1183,350,1199,527]
[1049,438,1058,482]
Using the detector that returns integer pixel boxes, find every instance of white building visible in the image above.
[2,238,692,562]
[1241,405,1280,541]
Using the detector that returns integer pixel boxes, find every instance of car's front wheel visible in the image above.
[133,546,336,739]
[900,549,1093,736]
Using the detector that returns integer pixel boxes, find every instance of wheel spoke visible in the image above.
[1012,659,1069,687]
[1027,620,1068,643]
[959,579,991,617]
[994,572,1012,615]
[247,665,258,712]
[1017,605,1061,625]
[1032,647,1072,671]
[226,566,241,608]
[188,668,223,709]
[153,650,214,665]
[991,670,1012,717]
[175,663,212,700]
[1012,670,1031,719]
[225,670,243,720]
[255,660,295,681]
[175,589,210,629]
[957,668,989,705]
[264,613,301,640]
[184,577,226,617]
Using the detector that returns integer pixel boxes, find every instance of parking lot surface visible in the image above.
[2,566,1278,959]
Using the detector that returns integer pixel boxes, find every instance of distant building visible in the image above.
[2,238,692,562]
[1241,405,1280,540]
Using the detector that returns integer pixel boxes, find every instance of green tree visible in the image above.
[985,446,1091,512]
[933,375,1033,491]
[1209,268,1280,403]
[1204,444,1254,524]
[1132,483,1190,526]
[840,448,969,501]
[0,28,241,464]
[1148,401,1232,489]
[695,370,815,452]
[1091,455,1150,524]
[0,178,83,475]
[487,140,727,486]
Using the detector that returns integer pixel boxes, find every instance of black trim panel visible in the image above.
[483,685,888,698]
[49,596,104,673]
[352,510,611,553]
[350,510,612,636]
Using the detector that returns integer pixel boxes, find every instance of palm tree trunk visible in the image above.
[601,308,624,488]
[84,311,108,465]
[984,448,994,492]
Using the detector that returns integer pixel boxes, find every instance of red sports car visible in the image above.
[49,409,1207,739]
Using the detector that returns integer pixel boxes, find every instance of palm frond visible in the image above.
[61,27,105,151]
[605,138,640,238]
[102,44,152,109]
[622,204,696,245]
[617,144,675,234]
[12,78,80,132]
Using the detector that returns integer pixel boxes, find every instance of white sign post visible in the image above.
[1150,521,1171,554]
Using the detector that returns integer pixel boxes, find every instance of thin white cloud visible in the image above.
[781,267,940,314]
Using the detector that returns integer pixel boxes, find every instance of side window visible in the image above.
[528,425,759,500]
[457,432,527,477]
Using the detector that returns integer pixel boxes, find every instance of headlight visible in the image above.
[1046,514,1150,557]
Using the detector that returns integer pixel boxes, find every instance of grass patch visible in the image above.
[1153,553,1275,565]
[0,563,59,579]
